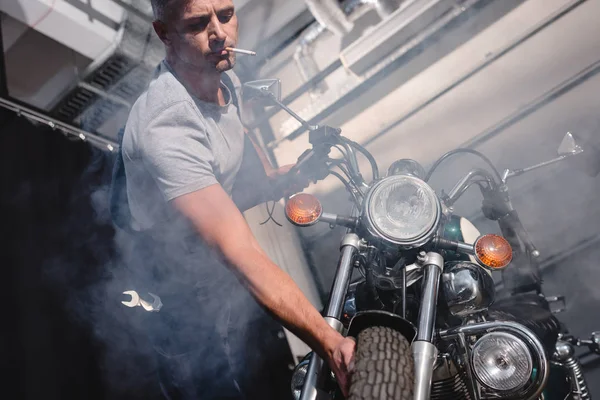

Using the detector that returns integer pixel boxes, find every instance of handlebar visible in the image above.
[445,168,496,206]
[269,148,325,200]
[446,167,540,259]
[559,332,600,356]
[271,125,380,202]
[498,210,540,258]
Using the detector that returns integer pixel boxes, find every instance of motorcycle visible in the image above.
[242,79,600,400]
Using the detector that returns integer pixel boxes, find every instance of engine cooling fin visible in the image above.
[431,371,472,400]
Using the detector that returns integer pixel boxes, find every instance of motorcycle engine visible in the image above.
[431,354,472,400]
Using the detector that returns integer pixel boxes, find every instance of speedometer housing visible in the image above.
[362,175,441,249]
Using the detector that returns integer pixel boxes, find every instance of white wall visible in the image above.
[0,0,125,60]
[266,0,599,196]
[244,203,323,362]
[3,20,93,110]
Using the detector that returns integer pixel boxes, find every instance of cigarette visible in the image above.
[225,47,256,56]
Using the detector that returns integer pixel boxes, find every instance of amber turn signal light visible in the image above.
[285,193,323,227]
[474,234,513,270]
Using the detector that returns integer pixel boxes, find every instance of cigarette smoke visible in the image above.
[7,0,600,397]
[36,141,288,398]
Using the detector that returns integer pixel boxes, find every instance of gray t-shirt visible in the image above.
[119,61,252,327]
[122,60,245,232]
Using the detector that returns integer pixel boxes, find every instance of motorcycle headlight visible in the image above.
[471,332,533,392]
[364,175,440,248]
[290,359,309,400]
[290,356,335,400]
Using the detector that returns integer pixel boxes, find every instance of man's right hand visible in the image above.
[171,183,357,397]
[328,336,357,397]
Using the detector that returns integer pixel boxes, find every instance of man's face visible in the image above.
[161,0,239,73]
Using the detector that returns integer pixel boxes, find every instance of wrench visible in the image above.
[121,290,163,312]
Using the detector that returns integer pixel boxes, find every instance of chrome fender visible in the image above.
[347,310,417,343]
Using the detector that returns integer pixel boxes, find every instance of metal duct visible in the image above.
[373,0,403,18]
[293,23,330,97]
[343,0,379,19]
[340,0,460,76]
[295,0,402,97]
[304,0,354,37]
[0,0,125,61]
[50,0,164,137]
[294,0,355,98]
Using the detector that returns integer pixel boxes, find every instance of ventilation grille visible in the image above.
[50,0,164,134]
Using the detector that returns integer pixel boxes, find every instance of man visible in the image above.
[115,0,356,398]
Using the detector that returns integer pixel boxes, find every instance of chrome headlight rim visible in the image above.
[471,331,534,393]
[438,321,549,400]
[363,175,441,248]
[290,358,310,400]
[290,354,336,400]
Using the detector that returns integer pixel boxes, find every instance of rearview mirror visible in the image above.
[242,79,282,103]
[558,132,600,177]
[557,132,582,155]
[503,131,600,181]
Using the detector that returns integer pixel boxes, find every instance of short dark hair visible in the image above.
[150,0,189,22]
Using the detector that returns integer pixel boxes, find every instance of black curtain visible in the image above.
[0,110,115,399]
[0,109,293,399]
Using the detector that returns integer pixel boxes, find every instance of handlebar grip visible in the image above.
[269,154,316,200]
[269,171,298,200]
[504,210,540,258]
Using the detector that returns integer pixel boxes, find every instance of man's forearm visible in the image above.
[170,185,342,360]
[224,242,343,360]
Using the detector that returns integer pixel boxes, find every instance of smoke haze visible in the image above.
[4,0,600,398]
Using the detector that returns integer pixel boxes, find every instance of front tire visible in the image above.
[348,326,414,400]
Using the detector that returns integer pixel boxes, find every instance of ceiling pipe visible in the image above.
[0,0,126,61]
[294,0,401,97]
[110,0,153,22]
[293,23,330,98]
[304,0,355,37]
[372,0,403,18]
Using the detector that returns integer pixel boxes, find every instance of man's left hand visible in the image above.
[268,164,311,200]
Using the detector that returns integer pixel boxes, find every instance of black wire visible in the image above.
[258,141,352,227]
[331,143,349,159]
[475,181,492,191]
[330,171,361,206]
[442,179,492,206]
[259,201,283,226]
[402,268,406,318]
[425,148,503,183]
[328,158,354,181]
[342,137,380,181]
[326,142,357,175]
[364,261,385,310]
[357,254,370,279]
[341,141,360,179]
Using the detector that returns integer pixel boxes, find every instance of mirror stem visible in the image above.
[502,150,583,182]
[266,91,316,132]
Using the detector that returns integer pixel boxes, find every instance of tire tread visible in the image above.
[348,326,414,400]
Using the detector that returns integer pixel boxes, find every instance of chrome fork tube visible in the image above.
[300,234,361,400]
[324,234,361,319]
[413,252,444,400]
